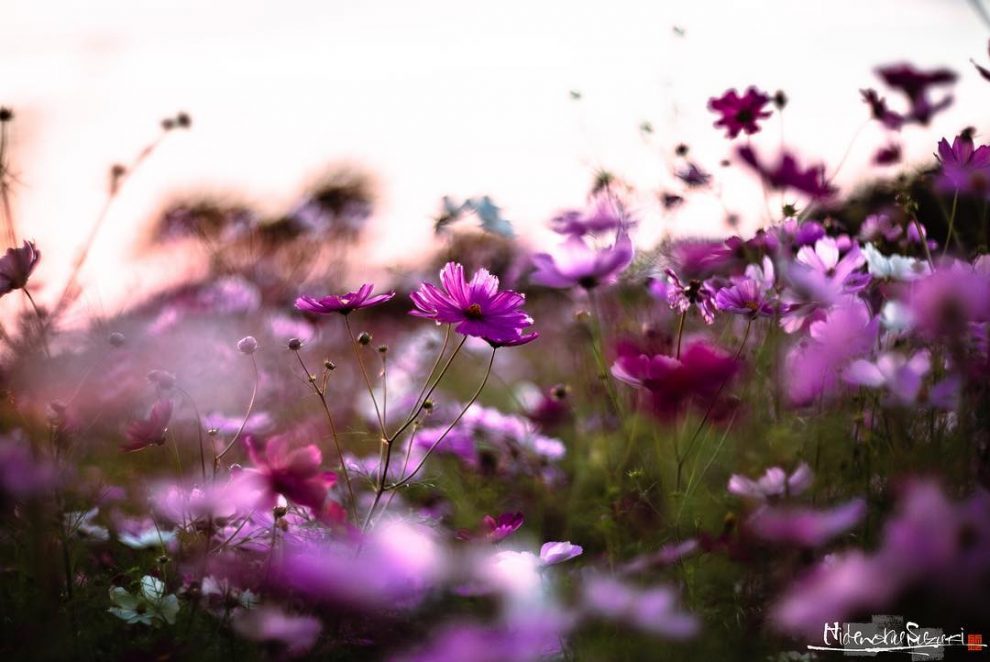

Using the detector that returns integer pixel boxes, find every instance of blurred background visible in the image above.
[1,0,987,320]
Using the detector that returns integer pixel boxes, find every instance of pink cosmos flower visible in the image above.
[714,276,776,318]
[936,133,990,195]
[611,340,740,420]
[295,283,395,315]
[531,230,633,290]
[737,146,835,199]
[728,463,813,501]
[121,400,173,452]
[663,270,717,324]
[0,240,41,298]
[549,196,630,237]
[482,511,524,542]
[844,350,959,408]
[583,576,699,639]
[875,63,956,126]
[707,87,772,139]
[746,499,865,547]
[244,436,336,515]
[780,238,869,333]
[410,262,536,346]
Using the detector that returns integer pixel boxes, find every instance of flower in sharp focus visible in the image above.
[410,262,535,345]
[714,276,776,319]
[0,240,41,298]
[295,282,395,315]
[707,87,773,139]
[936,133,990,196]
[121,400,173,452]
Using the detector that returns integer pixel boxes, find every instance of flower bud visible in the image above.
[357,332,372,346]
[377,344,388,354]
[324,360,336,371]
[108,331,126,348]
[287,337,303,350]
[237,336,258,355]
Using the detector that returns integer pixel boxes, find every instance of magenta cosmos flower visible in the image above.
[530,230,633,290]
[936,133,990,195]
[737,146,835,199]
[295,283,395,315]
[410,262,537,346]
[244,436,336,515]
[707,86,772,139]
[121,400,173,452]
[0,240,41,298]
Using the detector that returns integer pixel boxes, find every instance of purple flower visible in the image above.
[936,133,990,196]
[876,63,956,126]
[296,283,395,315]
[707,87,772,139]
[747,499,865,547]
[482,512,524,542]
[714,277,775,318]
[664,270,717,324]
[728,463,812,501]
[780,238,869,333]
[784,299,879,406]
[0,240,40,298]
[121,400,173,452]
[549,196,630,237]
[675,162,711,187]
[411,262,535,346]
[531,230,633,290]
[539,541,583,566]
[861,88,906,130]
[737,146,835,199]
[908,261,990,339]
[583,576,699,639]
[844,350,957,408]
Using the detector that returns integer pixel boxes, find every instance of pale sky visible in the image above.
[1,0,987,318]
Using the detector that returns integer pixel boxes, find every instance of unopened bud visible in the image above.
[287,337,303,351]
[237,336,258,355]
[377,344,388,354]
[324,360,336,371]
[357,332,372,346]
[108,331,126,347]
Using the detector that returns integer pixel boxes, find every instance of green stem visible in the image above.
[343,315,387,438]
[942,190,959,259]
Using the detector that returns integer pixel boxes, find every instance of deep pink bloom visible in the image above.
[872,142,902,166]
[860,88,906,130]
[0,240,41,298]
[244,436,336,514]
[707,87,772,139]
[737,146,835,199]
[747,499,865,547]
[611,340,740,420]
[936,133,990,195]
[295,283,395,315]
[411,262,535,345]
[121,400,173,452]
[531,230,633,290]
[482,511,524,542]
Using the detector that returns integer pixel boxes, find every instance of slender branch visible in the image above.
[388,335,466,443]
[942,190,960,260]
[22,288,51,358]
[214,356,259,466]
[174,385,207,482]
[386,347,496,493]
[343,316,386,437]
[292,349,356,517]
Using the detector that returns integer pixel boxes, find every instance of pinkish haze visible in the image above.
[1,0,987,318]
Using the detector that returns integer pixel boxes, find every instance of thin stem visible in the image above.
[343,316,386,438]
[175,386,207,482]
[675,310,687,359]
[0,120,19,247]
[942,190,960,259]
[385,348,496,494]
[293,350,356,517]
[389,335,466,443]
[676,317,751,481]
[22,288,51,358]
[214,355,259,467]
